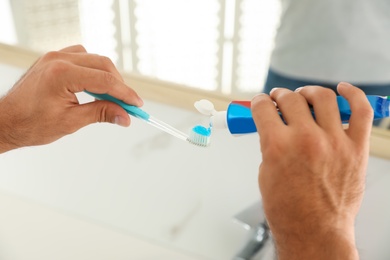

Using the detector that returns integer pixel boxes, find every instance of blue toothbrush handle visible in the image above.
[85,91,150,120]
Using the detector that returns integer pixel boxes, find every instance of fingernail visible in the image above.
[114,116,127,127]
[339,82,354,87]
[253,93,268,98]
[295,87,303,92]
[270,87,279,94]
[138,96,144,106]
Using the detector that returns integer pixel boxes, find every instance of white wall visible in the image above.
[0,63,389,259]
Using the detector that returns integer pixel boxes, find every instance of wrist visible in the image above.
[272,222,358,260]
[0,99,20,154]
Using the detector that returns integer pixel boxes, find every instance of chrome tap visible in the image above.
[233,201,274,260]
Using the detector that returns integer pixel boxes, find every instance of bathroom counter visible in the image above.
[0,191,201,260]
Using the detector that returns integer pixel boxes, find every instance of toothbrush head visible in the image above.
[187,125,211,147]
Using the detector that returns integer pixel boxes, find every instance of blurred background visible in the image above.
[1,0,280,96]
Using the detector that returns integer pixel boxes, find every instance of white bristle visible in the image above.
[187,129,211,147]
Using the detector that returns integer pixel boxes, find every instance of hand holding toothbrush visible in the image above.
[0,45,143,154]
[252,82,373,260]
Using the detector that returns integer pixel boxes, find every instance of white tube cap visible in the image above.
[194,99,216,116]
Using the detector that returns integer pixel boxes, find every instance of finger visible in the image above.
[270,88,314,125]
[251,93,285,138]
[52,62,143,106]
[71,100,131,129]
[59,45,87,53]
[73,53,124,82]
[337,82,373,143]
[42,50,124,83]
[296,86,343,132]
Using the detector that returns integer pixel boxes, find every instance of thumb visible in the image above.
[75,101,131,128]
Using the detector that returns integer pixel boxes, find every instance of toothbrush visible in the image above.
[194,95,390,135]
[85,91,210,147]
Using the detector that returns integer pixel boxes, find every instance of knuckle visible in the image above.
[99,56,118,74]
[73,44,87,52]
[296,123,313,135]
[270,87,283,96]
[100,55,114,68]
[261,139,284,159]
[48,60,69,75]
[96,103,110,123]
[45,60,70,76]
[356,105,374,120]
[273,88,292,98]
[251,94,272,110]
[297,128,318,146]
[295,126,328,152]
[282,91,296,99]
[41,51,61,62]
[102,71,117,86]
[275,90,302,104]
[319,88,336,100]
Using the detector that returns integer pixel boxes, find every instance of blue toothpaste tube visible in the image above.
[210,96,390,134]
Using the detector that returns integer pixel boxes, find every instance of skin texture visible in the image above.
[251,82,373,260]
[0,45,143,153]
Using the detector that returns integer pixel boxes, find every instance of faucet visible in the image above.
[233,201,274,260]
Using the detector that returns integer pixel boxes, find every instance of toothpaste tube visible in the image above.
[210,96,390,134]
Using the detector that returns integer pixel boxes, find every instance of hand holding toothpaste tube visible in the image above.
[252,82,373,260]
